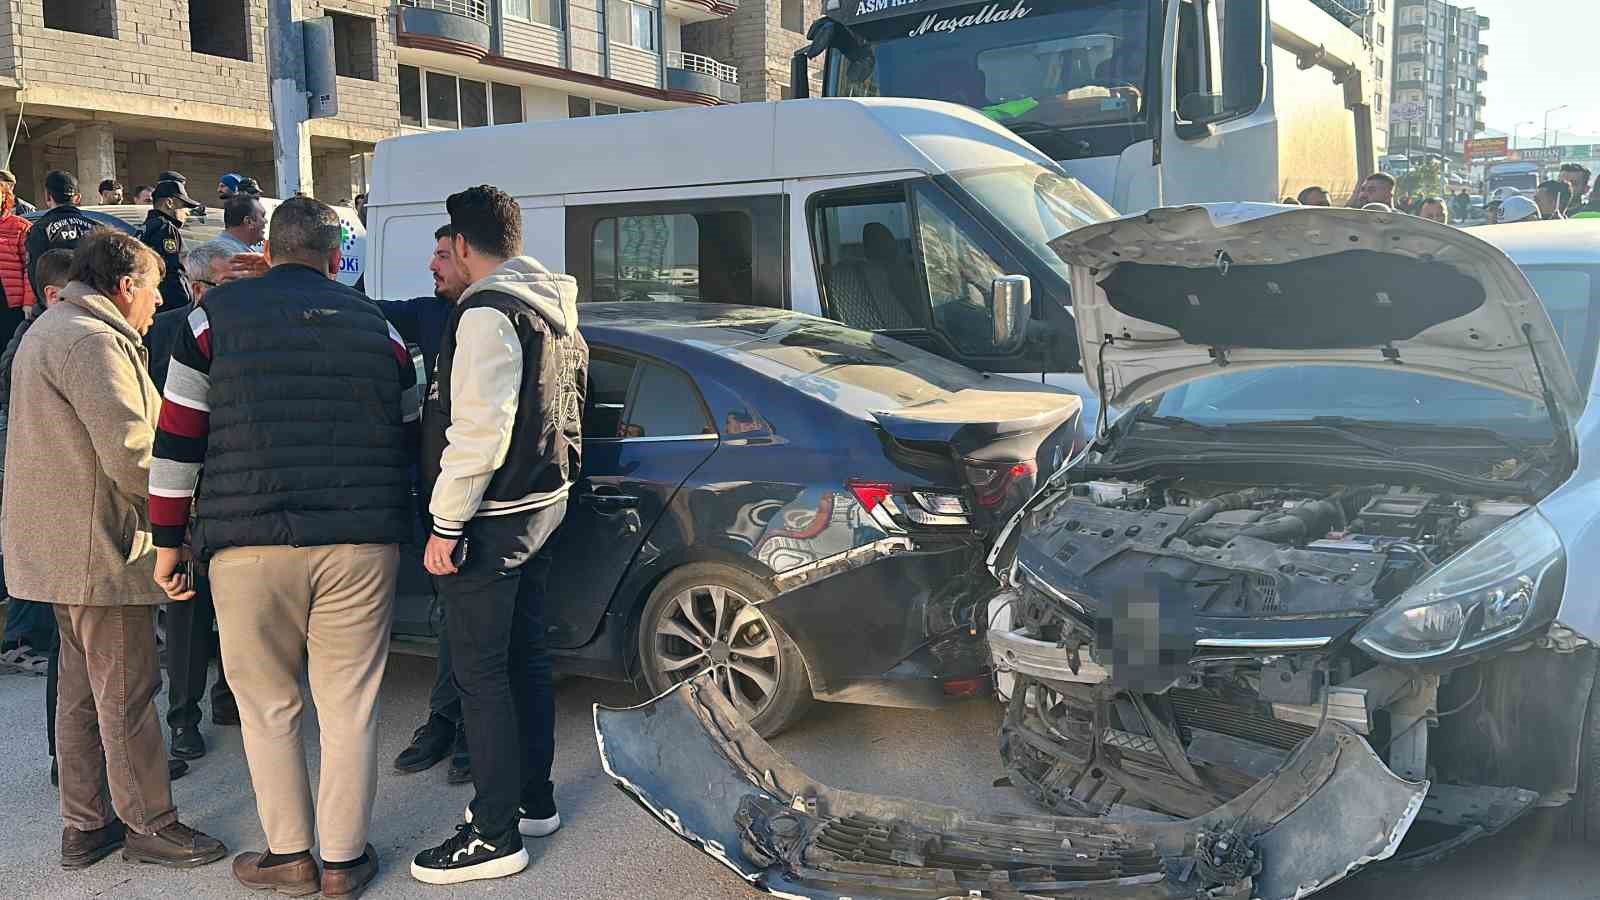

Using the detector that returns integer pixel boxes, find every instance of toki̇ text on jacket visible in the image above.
[420,256,588,540]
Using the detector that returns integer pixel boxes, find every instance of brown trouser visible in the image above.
[53,603,178,835]
[209,543,397,861]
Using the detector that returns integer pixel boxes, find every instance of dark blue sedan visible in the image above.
[395,303,1081,735]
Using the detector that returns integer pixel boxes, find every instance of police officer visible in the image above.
[24,171,100,304]
[139,180,201,310]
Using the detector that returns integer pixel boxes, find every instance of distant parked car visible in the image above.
[392,302,1081,736]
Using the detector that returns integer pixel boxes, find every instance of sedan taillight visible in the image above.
[965,460,1038,510]
[848,480,971,531]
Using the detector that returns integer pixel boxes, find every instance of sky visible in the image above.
[1462,0,1600,146]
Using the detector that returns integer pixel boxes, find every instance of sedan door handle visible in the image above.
[582,492,640,510]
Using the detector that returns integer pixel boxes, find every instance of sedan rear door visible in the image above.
[543,347,720,649]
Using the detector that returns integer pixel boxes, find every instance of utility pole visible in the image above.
[267,0,311,198]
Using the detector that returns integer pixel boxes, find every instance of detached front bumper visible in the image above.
[595,671,1429,900]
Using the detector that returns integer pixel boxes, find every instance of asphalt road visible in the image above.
[0,651,1595,900]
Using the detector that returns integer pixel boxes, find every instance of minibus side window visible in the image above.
[589,211,754,304]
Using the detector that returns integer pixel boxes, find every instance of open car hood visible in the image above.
[1049,204,1582,418]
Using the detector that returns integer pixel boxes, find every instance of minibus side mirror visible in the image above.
[991,275,1031,351]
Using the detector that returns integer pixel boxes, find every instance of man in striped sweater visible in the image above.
[149,196,422,899]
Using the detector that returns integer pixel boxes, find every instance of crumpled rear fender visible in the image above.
[594,672,1429,900]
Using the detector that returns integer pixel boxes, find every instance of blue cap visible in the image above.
[220,173,243,190]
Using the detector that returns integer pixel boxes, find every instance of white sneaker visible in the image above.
[464,803,562,838]
[410,823,529,885]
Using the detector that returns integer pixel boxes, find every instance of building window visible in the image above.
[330,12,378,81]
[782,0,805,33]
[400,65,423,127]
[44,0,117,38]
[190,1,250,60]
[426,71,460,128]
[493,83,524,124]
[568,97,642,116]
[1375,59,1384,79]
[1376,23,1384,45]
[460,78,490,128]
[608,0,658,51]
[1375,93,1383,113]
[404,66,525,130]
[505,0,563,28]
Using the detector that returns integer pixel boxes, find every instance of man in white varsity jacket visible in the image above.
[411,185,588,886]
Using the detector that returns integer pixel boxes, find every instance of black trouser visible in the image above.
[428,614,461,723]
[164,575,236,730]
[435,504,563,840]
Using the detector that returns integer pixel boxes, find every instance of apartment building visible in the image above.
[394,0,740,131]
[1388,0,1488,165]
[0,0,742,207]
[0,1,396,203]
[679,0,819,102]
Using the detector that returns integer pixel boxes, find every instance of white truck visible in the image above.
[794,0,1378,211]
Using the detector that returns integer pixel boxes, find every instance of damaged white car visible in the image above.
[595,209,1600,899]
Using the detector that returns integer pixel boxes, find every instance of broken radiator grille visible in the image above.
[1168,688,1314,752]
[809,812,1165,880]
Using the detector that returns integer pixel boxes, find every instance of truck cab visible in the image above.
[794,0,1378,210]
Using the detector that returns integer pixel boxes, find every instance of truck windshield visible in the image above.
[826,0,1151,156]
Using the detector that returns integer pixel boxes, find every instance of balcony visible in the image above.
[1474,68,1487,82]
[665,0,737,24]
[397,0,492,58]
[1477,42,1488,56]
[666,51,739,104]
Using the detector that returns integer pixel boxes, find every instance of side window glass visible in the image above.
[810,190,930,332]
[589,212,753,304]
[910,183,1012,356]
[624,362,712,438]
[585,351,637,439]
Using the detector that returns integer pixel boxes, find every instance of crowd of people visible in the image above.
[0,170,587,892]
[1283,162,1600,226]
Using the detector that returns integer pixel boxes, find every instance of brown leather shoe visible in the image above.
[122,821,228,868]
[321,844,379,898]
[232,851,320,896]
[61,820,126,869]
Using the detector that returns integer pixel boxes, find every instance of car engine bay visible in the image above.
[989,474,1563,854]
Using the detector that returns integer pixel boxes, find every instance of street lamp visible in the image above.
[1513,120,1535,149]
[1544,104,1570,152]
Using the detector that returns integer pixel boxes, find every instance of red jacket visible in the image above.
[0,211,32,309]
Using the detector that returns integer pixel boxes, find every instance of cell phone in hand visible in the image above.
[450,538,469,569]
[179,559,196,594]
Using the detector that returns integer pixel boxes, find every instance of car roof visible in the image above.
[1472,220,1600,267]
[370,98,1058,206]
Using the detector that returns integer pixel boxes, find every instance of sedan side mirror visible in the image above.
[991,274,1031,351]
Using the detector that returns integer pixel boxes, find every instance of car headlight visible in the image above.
[1355,512,1565,663]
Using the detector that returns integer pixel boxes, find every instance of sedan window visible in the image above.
[626,362,713,438]
[585,347,714,440]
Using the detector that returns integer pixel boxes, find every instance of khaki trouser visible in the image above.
[210,543,398,861]
[53,603,178,835]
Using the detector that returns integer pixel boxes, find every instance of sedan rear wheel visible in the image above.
[638,563,812,738]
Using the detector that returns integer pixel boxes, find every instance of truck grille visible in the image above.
[1168,688,1314,751]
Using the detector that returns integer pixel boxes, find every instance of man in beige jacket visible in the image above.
[1,230,226,871]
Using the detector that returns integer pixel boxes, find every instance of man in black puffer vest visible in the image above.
[148,197,422,898]
[410,185,587,886]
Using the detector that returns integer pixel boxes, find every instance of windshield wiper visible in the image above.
[1135,415,1403,457]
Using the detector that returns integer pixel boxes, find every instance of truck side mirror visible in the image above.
[790,51,811,99]
[991,275,1031,351]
